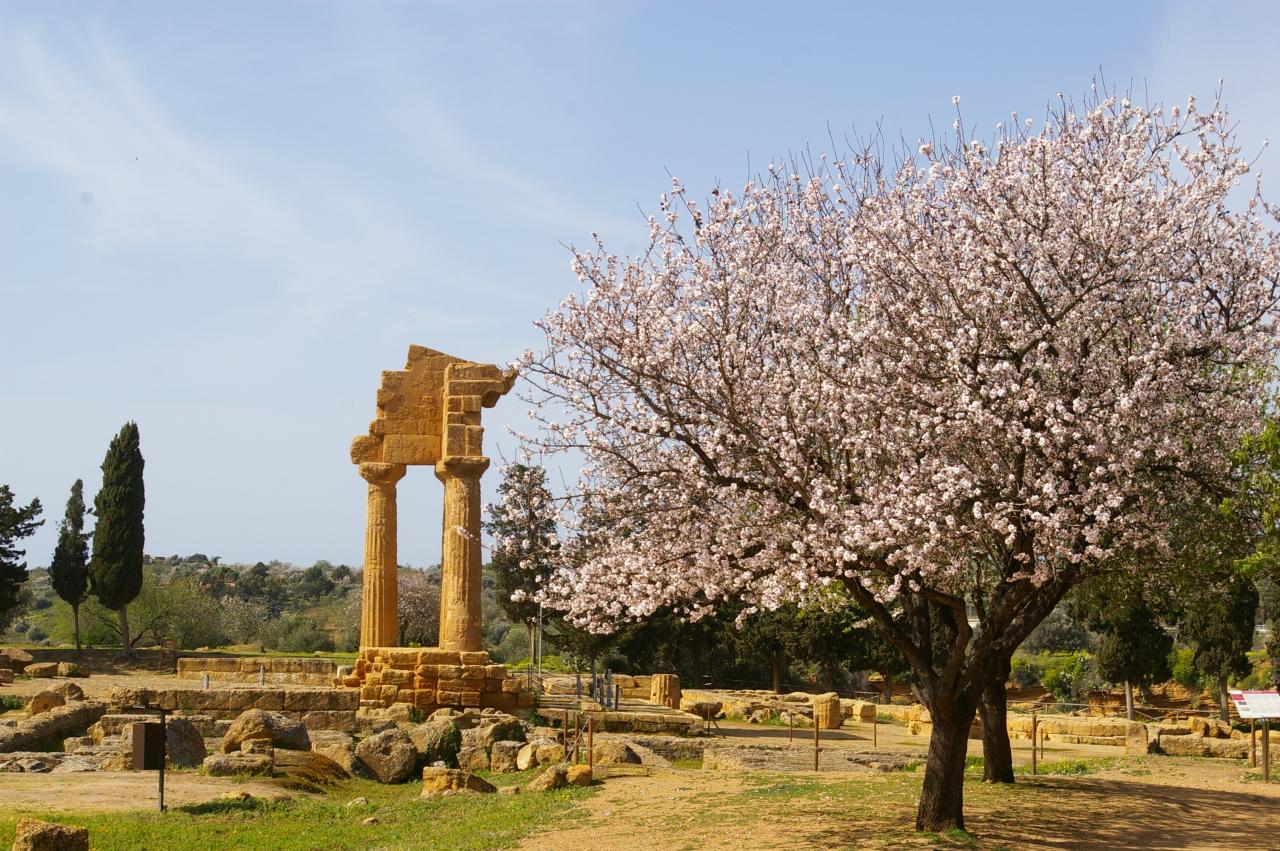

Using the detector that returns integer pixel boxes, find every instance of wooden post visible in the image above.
[813,716,820,772]
[789,711,794,744]
[1264,718,1271,782]
[1031,713,1038,776]
[872,710,878,748]
[587,715,595,769]
[1251,720,1257,768]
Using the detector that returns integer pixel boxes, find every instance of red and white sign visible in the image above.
[1228,690,1280,719]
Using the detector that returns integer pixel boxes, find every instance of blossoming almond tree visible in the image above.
[520,88,1280,831]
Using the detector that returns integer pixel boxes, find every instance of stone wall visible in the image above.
[176,657,337,686]
[107,686,357,731]
[344,647,534,712]
[0,700,108,753]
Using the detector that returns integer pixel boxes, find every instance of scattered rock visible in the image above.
[56,662,87,678]
[62,735,93,753]
[497,785,520,795]
[408,718,462,766]
[516,742,539,771]
[591,740,642,765]
[812,692,843,730]
[202,752,274,777]
[420,766,497,796]
[524,763,568,792]
[12,818,89,851]
[355,728,417,783]
[345,796,369,807]
[221,709,310,753]
[362,816,379,826]
[460,716,524,750]
[22,662,58,678]
[118,718,207,768]
[310,730,360,775]
[457,746,490,772]
[0,648,34,672]
[0,668,15,684]
[50,682,84,702]
[27,690,65,717]
[535,743,566,765]
[271,748,349,791]
[219,791,254,802]
[49,759,96,774]
[566,764,592,786]
[490,740,522,773]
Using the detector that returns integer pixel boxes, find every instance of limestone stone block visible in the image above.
[650,674,681,710]
[460,692,481,708]
[1125,722,1154,755]
[491,740,522,773]
[23,662,58,678]
[438,678,466,693]
[0,648,34,672]
[355,729,417,783]
[812,693,843,730]
[457,746,490,771]
[56,662,86,678]
[516,742,539,771]
[28,690,65,717]
[437,690,463,706]
[484,664,508,679]
[419,649,462,666]
[566,765,592,787]
[501,678,524,694]
[12,818,89,851]
[221,709,310,753]
[592,740,642,765]
[437,666,463,680]
[480,693,518,712]
[535,743,566,765]
[388,649,420,667]
[517,690,536,708]
[310,731,359,775]
[241,739,274,756]
[844,700,877,723]
[378,685,399,703]
[420,766,496,796]
[524,763,568,792]
[460,667,486,682]
[203,752,273,776]
[459,651,490,666]
[0,668,13,684]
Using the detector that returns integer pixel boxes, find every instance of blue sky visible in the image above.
[2,1,1278,569]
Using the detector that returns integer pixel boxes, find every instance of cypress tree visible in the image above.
[89,423,145,657]
[0,485,42,632]
[49,479,91,654]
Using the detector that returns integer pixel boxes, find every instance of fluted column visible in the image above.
[359,462,406,649]
[435,456,488,652]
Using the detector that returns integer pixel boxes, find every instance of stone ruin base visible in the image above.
[176,656,337,686]
[107,685,358,731]
[339,647,535,713]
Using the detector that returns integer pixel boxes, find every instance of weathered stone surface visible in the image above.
[0,700,108,754]
[310,730,360,774]
[457,746,490,771]
[515,742,539,771]
[1158,732,1248,758]
[355,728,417,783]
[23,662,58,678]
[1125,722,1154,755]
[490,740,522,773]
[650,674,680,710]
[62,735,93,753]
[812,692,843,730]
[272,748,349,789]
[842,700,877,723]
[0,668,13,684]
[221,709,310,753]
[0,648,33,672]
[117,718,207,768]
[566,764,592,787]
[535,743,566,765]
[591,740,642,765]
[203,752,273,776]
[56,662,87,678]
[524,763,568,792]
[1187,716,1235,739]
[420,766,497,796]
[12,818,89,851]
[27,690,65,717]
[50,682,84,702]
[408,718,461,766]
[460,716,525,750]
[241,739,274,756]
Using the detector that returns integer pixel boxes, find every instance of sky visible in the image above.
[3,0,1279,570]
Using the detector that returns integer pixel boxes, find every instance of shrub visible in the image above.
[263,617,334,653]
[1040,653,1099,704]
[1009,656,1044,688]
[1169,648,1204,690]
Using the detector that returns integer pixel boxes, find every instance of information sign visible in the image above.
[1228,690,1280,719]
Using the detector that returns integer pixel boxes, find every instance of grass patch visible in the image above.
[0,695,24,712]
[0,776,592,850]
[1015,757,1119,776]
[670,757,703,770]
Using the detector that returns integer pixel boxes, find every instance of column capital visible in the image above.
[434,455,490,482]
[359,461,407,487]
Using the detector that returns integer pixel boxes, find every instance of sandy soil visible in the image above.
[0,771,292,812]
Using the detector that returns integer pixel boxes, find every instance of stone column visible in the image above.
[435,456,488,652]
[359,462,406,649]
[650,673,681,710]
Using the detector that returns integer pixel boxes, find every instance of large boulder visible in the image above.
[27,690,65,717]
[0,648,34,672]
[0,668,15,684]
[50,682,84,702]
[812,693,843,730]
[272,748,349,791]
[490,740,522,773]
[408,718,462,767]
[12,818,89,851]
[566,765,593,787]
[23,662,58,678]
[221,709,310,753]
[420,766,497,796]
[515,741,541,771]
[203,752,273,776]
[310,730,360,775]
[460,716,525,750]
[524,763,568,792]
[56,662,87,678]
[355,728,417,783]
[457,746,490,772]
[591,740,642,765]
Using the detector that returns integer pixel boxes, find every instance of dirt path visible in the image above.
[0,771,292,813]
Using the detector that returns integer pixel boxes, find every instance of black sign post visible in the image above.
[129,705,169,812]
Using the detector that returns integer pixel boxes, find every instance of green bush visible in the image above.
[1039,653,1099,704]
[263,617,334,653]
[1010,656,1044,688]
[1169,648,1204,690]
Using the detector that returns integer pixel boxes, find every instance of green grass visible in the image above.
[0,773,592,850]
[961,755,1118,777]
[670,757,703,770]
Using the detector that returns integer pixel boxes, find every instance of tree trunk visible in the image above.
[1219,674,1230,722]
[526,620,536,688]
[72,603,81,656]
[978,679,1014,784]
[771,657,782,694]
[118,605,134,658]
[1124,681,1134,721]
[916,700,977,832]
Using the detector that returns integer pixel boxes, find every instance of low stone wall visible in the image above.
[0,700,108,753]
[107,686,357,731]
[176,657,337,686]
[346,647,534,712]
